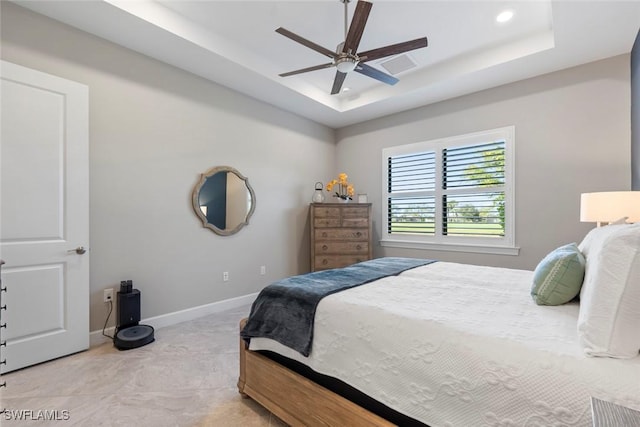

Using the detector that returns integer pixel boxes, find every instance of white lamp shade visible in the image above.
[580,191,640,223]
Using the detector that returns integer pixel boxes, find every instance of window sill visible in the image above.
[379,239,520,256]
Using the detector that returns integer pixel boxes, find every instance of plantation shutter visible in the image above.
[442,141,505,237]
[386,141,506,238]
[387,152,436,235]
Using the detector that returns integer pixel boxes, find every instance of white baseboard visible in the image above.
[90,292,258,348]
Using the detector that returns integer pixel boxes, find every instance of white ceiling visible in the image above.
[14,0,640,129]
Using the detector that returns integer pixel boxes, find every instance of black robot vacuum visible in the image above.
[114,280,154,350]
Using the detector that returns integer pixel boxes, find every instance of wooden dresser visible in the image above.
[310,203,373,272]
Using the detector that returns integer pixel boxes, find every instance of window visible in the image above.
[381,126,517,255]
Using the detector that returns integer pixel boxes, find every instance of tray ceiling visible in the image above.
[13,1,640,128]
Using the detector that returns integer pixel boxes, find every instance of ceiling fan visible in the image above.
[276,0,428,95]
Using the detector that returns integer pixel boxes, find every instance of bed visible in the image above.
[238,224,640,426]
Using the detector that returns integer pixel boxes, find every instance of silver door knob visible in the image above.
[68,246,86,255]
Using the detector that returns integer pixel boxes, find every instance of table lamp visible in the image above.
[580,191,640,227]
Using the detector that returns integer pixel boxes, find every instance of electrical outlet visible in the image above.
[103,288,114,303]
[260,265,266,275]
[223,272,229,282]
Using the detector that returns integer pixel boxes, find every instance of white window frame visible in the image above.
[381,126,518,255]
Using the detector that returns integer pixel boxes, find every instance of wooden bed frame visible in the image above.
[237,319,395,427]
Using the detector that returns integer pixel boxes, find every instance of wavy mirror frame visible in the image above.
[191,166,256,236]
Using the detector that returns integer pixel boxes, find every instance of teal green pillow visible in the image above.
[531,243,586,306]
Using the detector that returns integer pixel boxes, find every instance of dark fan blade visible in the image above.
[331,71,348,95]
[276,27,337,59]
[280,62,335,77]
[355,63,399,85]
[358,37,428,63]
[343,0,372,54]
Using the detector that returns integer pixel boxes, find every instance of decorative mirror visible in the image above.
[192,166,256,236]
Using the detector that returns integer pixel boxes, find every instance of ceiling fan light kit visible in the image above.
[335,57,358,73]
[276,0,428,95]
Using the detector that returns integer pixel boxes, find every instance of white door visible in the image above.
[0,61,89,373]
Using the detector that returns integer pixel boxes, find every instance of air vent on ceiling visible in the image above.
[379,54,417,76]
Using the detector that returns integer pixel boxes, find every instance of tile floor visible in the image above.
[0,305,286,426]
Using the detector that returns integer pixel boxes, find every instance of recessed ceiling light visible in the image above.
[342,87,350,92]
[496,10,514,23]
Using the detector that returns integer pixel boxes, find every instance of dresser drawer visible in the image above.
[315,229,369,241]
[342,217,369,227]
[342,206,369,217]
[315,241,368,254]
[314,218,341,228]
[313,207,341,218]
[314,255,368,271]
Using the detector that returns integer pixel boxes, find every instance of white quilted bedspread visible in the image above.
[249,262,640,427]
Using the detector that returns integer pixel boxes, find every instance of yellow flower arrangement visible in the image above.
[326,172,355,201]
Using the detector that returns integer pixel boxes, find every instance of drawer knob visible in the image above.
[356,232,362,237]
[356,245,362,250]
[322,259,328,265]
[322,232,327,238]
[322,245,328,251]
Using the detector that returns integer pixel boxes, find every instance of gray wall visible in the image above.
[1,3,335,331]
[336,55,631,270]
[632,29,640,190]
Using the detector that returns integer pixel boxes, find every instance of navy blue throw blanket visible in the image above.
[241,257,435,357]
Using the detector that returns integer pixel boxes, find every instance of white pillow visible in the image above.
[577,224,640,358]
